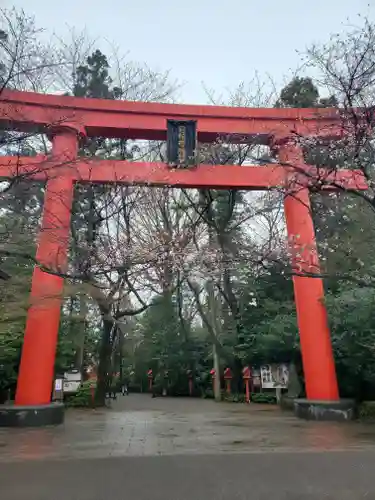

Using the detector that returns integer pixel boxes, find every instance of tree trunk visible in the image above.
[118,329,124,383]
[207,278,222,402]
[95,310,114,406]
[212,343,221,401]
[74,293,87,373]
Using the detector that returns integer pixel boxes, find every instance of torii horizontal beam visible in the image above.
[0,156,368,191]
[0,89,343,142]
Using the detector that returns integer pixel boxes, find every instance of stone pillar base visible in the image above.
[294,399,356,421]
[279,395,295,411]
[0,403,64,427]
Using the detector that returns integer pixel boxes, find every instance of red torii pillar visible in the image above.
[15,125,84,406]
[14,137,340,407]
[274,137,339,402]
[12,131,340,412]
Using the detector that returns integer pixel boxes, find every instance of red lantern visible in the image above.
[187,370,193,396]
[242,366,251,403]
[224,368,232,395]
[147,369,153,391]
[210,368,216,394]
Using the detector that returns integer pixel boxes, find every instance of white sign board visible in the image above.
[63,381,81,393]
[63,370,82,394]
[54,379,63,391]
[251,368,261,387]
[260,364,289,389]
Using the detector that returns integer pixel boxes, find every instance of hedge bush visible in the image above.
[250,392,277,404]
[359,401,375,420]
[223,392,246,403]
[65,380,96,408]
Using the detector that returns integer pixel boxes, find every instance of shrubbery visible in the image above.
[223,392,246,403]
[250,392,277,404]
[359,401,375,420]
[65,380,96,408]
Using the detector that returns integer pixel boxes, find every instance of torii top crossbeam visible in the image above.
[0,89,368,415]
[0,88,343,141]
[0,89,367,191]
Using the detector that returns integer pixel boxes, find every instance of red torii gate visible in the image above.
[0,90,367,416]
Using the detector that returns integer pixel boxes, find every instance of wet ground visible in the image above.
[2,394,375,498]
[2,394,375,460]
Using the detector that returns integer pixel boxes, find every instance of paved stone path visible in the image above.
[2,394,375,461]
[2,394,375,498]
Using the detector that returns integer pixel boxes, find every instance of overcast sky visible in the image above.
[3,0,375,103]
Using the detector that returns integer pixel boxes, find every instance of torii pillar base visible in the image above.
[0,403,64,427]
[294,399,357,422]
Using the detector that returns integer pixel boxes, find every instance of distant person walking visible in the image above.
[121,383,128,396]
